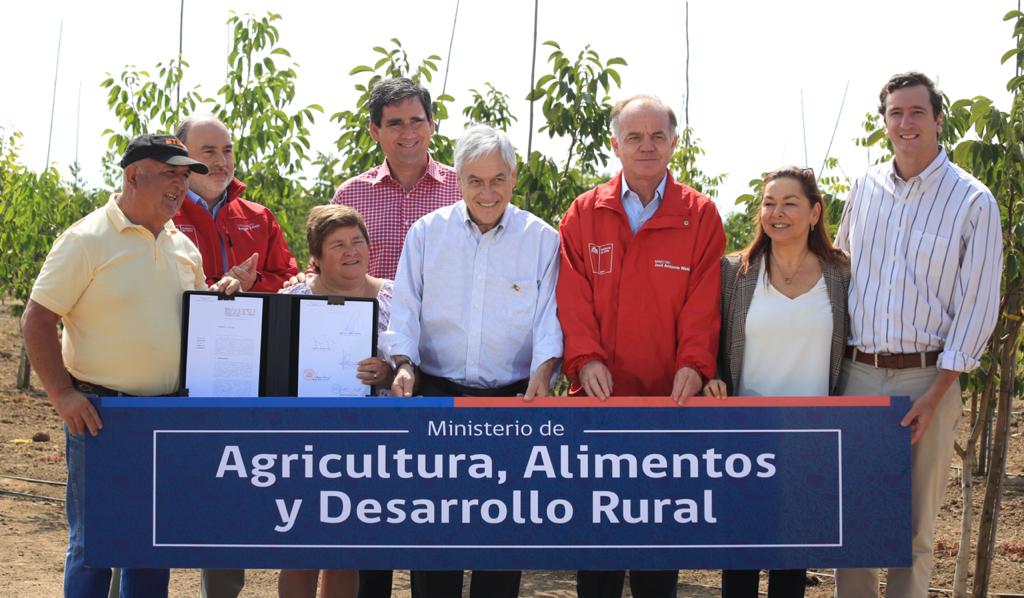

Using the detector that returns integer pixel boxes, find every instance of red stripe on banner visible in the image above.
[451,396,892,408]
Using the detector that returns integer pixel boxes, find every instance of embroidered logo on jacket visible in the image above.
[176,224,196,234]
[236,223,261,232]
[588,243,614,275]
[654,259,690,272]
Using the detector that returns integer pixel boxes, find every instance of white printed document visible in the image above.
[183,294,264,397]
[296,298,376,397]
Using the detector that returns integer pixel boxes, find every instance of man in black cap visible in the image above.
[21,134,243,598]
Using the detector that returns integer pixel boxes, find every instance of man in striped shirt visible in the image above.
[835,72,1002,598]
[331,77,461,280]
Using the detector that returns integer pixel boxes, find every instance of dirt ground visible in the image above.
[1,305,1021,597]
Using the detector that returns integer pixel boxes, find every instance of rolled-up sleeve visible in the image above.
[939,190,1003,372]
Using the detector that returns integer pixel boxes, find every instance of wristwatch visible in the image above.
[392,356,415,370]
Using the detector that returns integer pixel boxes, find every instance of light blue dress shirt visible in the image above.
[186,189,229,270]
[621,173,668,234]
[382,200,563,388]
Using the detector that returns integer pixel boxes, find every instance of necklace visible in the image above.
[770,251,810,286]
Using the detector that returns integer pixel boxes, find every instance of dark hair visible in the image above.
[878,71,942,119]
[369,78,433,127]
[737,167,846,278]
[305,205,370,274]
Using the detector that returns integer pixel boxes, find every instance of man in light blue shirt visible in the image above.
[382,124,561,598]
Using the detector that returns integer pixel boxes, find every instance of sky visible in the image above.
[2,0,1017,212]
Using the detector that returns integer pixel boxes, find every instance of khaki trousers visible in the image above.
[835,359,961,598]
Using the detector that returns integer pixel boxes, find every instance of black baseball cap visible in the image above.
[119,134,209,174]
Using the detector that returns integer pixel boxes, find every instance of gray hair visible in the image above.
[174,114,224,143]
[609,95,678,139]
[454,124,517,177]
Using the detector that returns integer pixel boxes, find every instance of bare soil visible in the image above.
[1,306,1021,597]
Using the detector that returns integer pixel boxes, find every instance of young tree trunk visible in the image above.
[952,389,990,598]
[952,445,975,598]
[972,289,1022,598]
[16,341,31,390]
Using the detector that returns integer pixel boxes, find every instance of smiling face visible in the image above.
[760,176,821,249]
[123,159,191,235]
[315,225,370,287]
[184,119,235,202]
[884,85,942,166]
[370,96,435,173]
[611,100,678,188]
[458,150,516,234]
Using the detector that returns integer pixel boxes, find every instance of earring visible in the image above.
[811,223,816,231]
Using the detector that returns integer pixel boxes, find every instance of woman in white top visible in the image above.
[704,167,850,598]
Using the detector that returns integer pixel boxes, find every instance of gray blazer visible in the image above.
[718,253,850,396]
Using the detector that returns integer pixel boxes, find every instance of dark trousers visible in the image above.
[576,570,678,598]
[412,570,521,598]
[412,373,529,598]
[721,569,806,598]
[357,570,393,598]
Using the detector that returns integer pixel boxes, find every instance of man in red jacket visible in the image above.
[172,115,299,292]
[557,95,725,598]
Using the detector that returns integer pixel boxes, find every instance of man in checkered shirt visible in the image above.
[326,77,459,598]
[331,77,461,280]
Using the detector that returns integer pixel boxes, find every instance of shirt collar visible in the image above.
[456,200,512,239]
[372,155,444,186]
[888,147,948,184]
[620,172,669,203]
[186,188,227,213]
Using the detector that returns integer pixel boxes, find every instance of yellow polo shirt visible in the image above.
[30,195,206,396]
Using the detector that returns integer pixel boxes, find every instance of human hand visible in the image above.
[901,390,941,445]
[282,272,307,289]
[357,357,392,387]
[523,358,558,401]
[209,275,241,295]
[703,378,727,399]
[52,387,102,437]
[671,367,703,405]
[579,360,613,400]
[227,252,259,291]
[391,364,416,398]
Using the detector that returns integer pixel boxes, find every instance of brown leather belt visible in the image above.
[845,347,940,369]
[70,376,182,397]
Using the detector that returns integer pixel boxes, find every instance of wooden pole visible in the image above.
[524,0,540,211]
[44,20,63,170]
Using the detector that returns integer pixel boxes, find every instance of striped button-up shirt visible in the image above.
[331,157,461,280]
[836,149,1002,372]
[382,201,563,388]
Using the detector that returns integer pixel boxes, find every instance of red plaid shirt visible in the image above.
[331,157,461,279]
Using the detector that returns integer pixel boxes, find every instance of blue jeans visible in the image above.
[64,428,169,598]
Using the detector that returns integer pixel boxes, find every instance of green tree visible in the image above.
[328,39,454,186]
[0,128,103,387]
[463,83,518,131]
[518,42,625,223]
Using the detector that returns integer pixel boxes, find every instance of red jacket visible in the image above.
[173,178,299,292]
[557,172,724,396]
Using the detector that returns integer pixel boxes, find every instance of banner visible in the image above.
[85,396,910,570]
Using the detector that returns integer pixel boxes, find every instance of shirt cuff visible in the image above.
[937,350,979,373]
[379,331,420,366]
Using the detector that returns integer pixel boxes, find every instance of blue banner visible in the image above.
[84,396,910,570]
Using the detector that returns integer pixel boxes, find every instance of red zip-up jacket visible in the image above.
[557,172,725,396]
[173,178,299,292]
